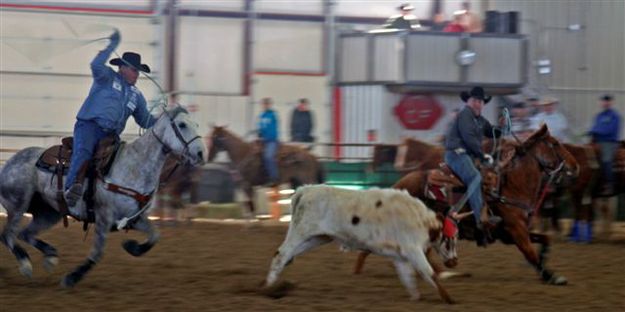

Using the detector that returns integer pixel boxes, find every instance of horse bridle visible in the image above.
[509,132,567,179]
[152,110,202,163]
[525,139,568,181]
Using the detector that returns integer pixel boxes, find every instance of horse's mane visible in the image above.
[168,106,189,119]
[215,126,246,144]
[521,124,549,149]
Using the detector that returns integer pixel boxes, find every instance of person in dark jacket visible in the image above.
[65,29,156,206]
[588,94,621,194]
[290,98,314,143]
[444,86,502,246]
[258,97,280,184]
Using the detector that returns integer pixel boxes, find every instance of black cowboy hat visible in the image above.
[109,52,151,73]
[398,3,415,11]
[601,94,613,101]
[460,86,492,103]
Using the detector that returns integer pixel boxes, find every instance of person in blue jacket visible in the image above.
[258,97,280,185]
[64,29,156,206]
[588,94,621,194]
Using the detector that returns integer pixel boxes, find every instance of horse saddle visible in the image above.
[35,135,121,228]
[36,135,122,177]
[425,163,498,205]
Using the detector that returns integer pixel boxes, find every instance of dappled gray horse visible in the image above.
[0,107,204,287]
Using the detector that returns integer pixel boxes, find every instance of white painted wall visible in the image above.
[0,10,159,135]
[177,16,244,94]
[254,20,323,72]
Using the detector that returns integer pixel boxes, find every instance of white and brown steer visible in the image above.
[264,185,457,304]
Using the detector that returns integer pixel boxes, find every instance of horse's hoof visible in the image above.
[122,240,143,257]
[43,256,59,273]
[409,294,421,302]
[261,280,296,299]
[60,274,78,288]
[549,275,568,285]
[18,259,32,278]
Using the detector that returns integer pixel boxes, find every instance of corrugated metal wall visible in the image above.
[340,85,386,160]
[489,0,625,139]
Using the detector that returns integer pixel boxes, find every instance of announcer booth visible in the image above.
[333,29,528,160]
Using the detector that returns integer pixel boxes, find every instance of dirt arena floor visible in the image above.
[1,218,624,312]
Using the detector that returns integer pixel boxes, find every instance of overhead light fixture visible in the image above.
[535,58,552,75]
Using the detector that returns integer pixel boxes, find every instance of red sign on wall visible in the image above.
[394,95,443,130]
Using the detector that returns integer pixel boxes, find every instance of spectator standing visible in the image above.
[258,97,280,185]
[530,96,569,142]
[290,98,314,143]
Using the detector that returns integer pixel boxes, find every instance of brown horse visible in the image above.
[540,143,625,240]
[355,125,579,285]
[206,126,324,213]
[391,138,444,173]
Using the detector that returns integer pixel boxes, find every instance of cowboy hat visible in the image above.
[460,86,492,103]
[537,96,559,106]
[109,52,151,73]
[398,3,415,11]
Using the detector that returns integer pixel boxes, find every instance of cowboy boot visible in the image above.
[64,183,83,207]
[480,204,502,227]
[473,220,492,247]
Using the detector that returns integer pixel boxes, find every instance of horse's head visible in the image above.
[207,125,229,161]
[431,213,462,268]
[520,124,579,179]
[152,106,205,165]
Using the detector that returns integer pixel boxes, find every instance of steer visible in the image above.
[264,185,457,304]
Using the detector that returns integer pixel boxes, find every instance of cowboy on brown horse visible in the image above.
[444,87,502,246]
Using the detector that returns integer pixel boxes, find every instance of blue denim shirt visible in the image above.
[76,37,156,135]
[590,108,621,142]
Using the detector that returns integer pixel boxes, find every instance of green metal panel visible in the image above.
[322,161,401,189]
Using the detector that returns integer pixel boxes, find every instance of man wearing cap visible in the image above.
[444,87,502,246]
[64,29,156,206]
[382,3,420,30]
[530,97,569,142]
[588,94,621,195]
